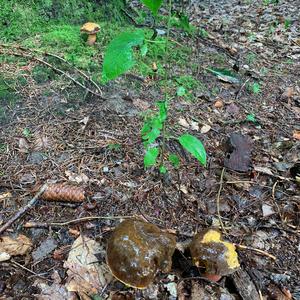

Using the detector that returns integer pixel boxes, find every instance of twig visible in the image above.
[0,48,105,99]
[235,78,250,101]
[216,168,226,234]
[0,184,48,235]
[11,259,51,282]
[235,244,276,260]
[271,180,283,222]
[0,43,103,96]
[23,215,134,228]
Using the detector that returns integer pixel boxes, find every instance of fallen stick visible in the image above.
[0,43,103,96]
[0,184,48,235]
[235,244,276,261]
[23,215,133,228]
[0,48,105,99]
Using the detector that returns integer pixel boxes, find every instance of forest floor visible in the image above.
[0,0,299,299]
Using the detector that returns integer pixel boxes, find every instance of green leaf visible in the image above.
[252,82,260,94]
[169,154,180,168]
[246,114,256,123]
[144,147,159,167]
[141,122,152,135]
[151,117,163,130]
[142,127,160,143]
[140,0,163,15]
[140,43,148,57]
[179,134,206,166]
[102,30,144,82]
[156,101,167,122]
[22,128,31,138]
[207,68,240,84]
[176,86,186,96]
[159,165,167,174]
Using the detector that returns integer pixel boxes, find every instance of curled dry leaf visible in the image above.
[0,234,32,261]
[64,235,112,297]
[18,137,30,153]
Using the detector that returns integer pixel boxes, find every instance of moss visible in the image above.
[0,0,126,42]
[32,65,56,83]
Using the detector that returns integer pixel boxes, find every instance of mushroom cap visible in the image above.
[189,229,240,276]
[80,22,100,34]
[106,219,176,289]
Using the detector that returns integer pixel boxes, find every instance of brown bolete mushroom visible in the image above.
[189,229,240,282]
[106,219,176,289]
[80,22,100,45]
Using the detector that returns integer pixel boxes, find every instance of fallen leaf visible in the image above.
[200,124,211,134]
[18,137,30,153]
[190,121,199,131]
[0,235,32,260]
[224,133,252,172]
[33,278,70,300]
[262,204,276,217]
[32,237,58,263]
[254,166,274,176]
[178,118,190,128]
[33,135,51,151]
[64,235,112,297]
[65,171,89,184]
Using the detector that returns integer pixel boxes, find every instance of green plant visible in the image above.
[101,0,206,173]
[284,18,291,30]
[249,82,261,94]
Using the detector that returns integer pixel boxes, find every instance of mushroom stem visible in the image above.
[87,34,97,46]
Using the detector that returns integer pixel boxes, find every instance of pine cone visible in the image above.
[41,183,85,203]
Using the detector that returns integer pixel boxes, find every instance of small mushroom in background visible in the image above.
[80,22,100,45]
[189,229,240,282]
[106,219,176,289]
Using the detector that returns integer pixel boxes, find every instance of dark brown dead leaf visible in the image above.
[224,133,253,172]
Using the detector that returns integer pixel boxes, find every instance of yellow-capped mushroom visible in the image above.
[189,229,240,281]
[106,219,176,289]
[80,22,100,45]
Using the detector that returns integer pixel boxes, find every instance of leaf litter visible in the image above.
[0,0,300,298]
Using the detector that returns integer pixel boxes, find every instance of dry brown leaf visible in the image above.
[0,234,32,261]
[33,135,51,151]
[18,137,30,153]
[63,235,112,297]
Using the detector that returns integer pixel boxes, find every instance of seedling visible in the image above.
[249,82,261,94]
[22,128,31,138]
[102,0,206,173]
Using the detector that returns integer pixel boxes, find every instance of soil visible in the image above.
[0,0,299,299]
